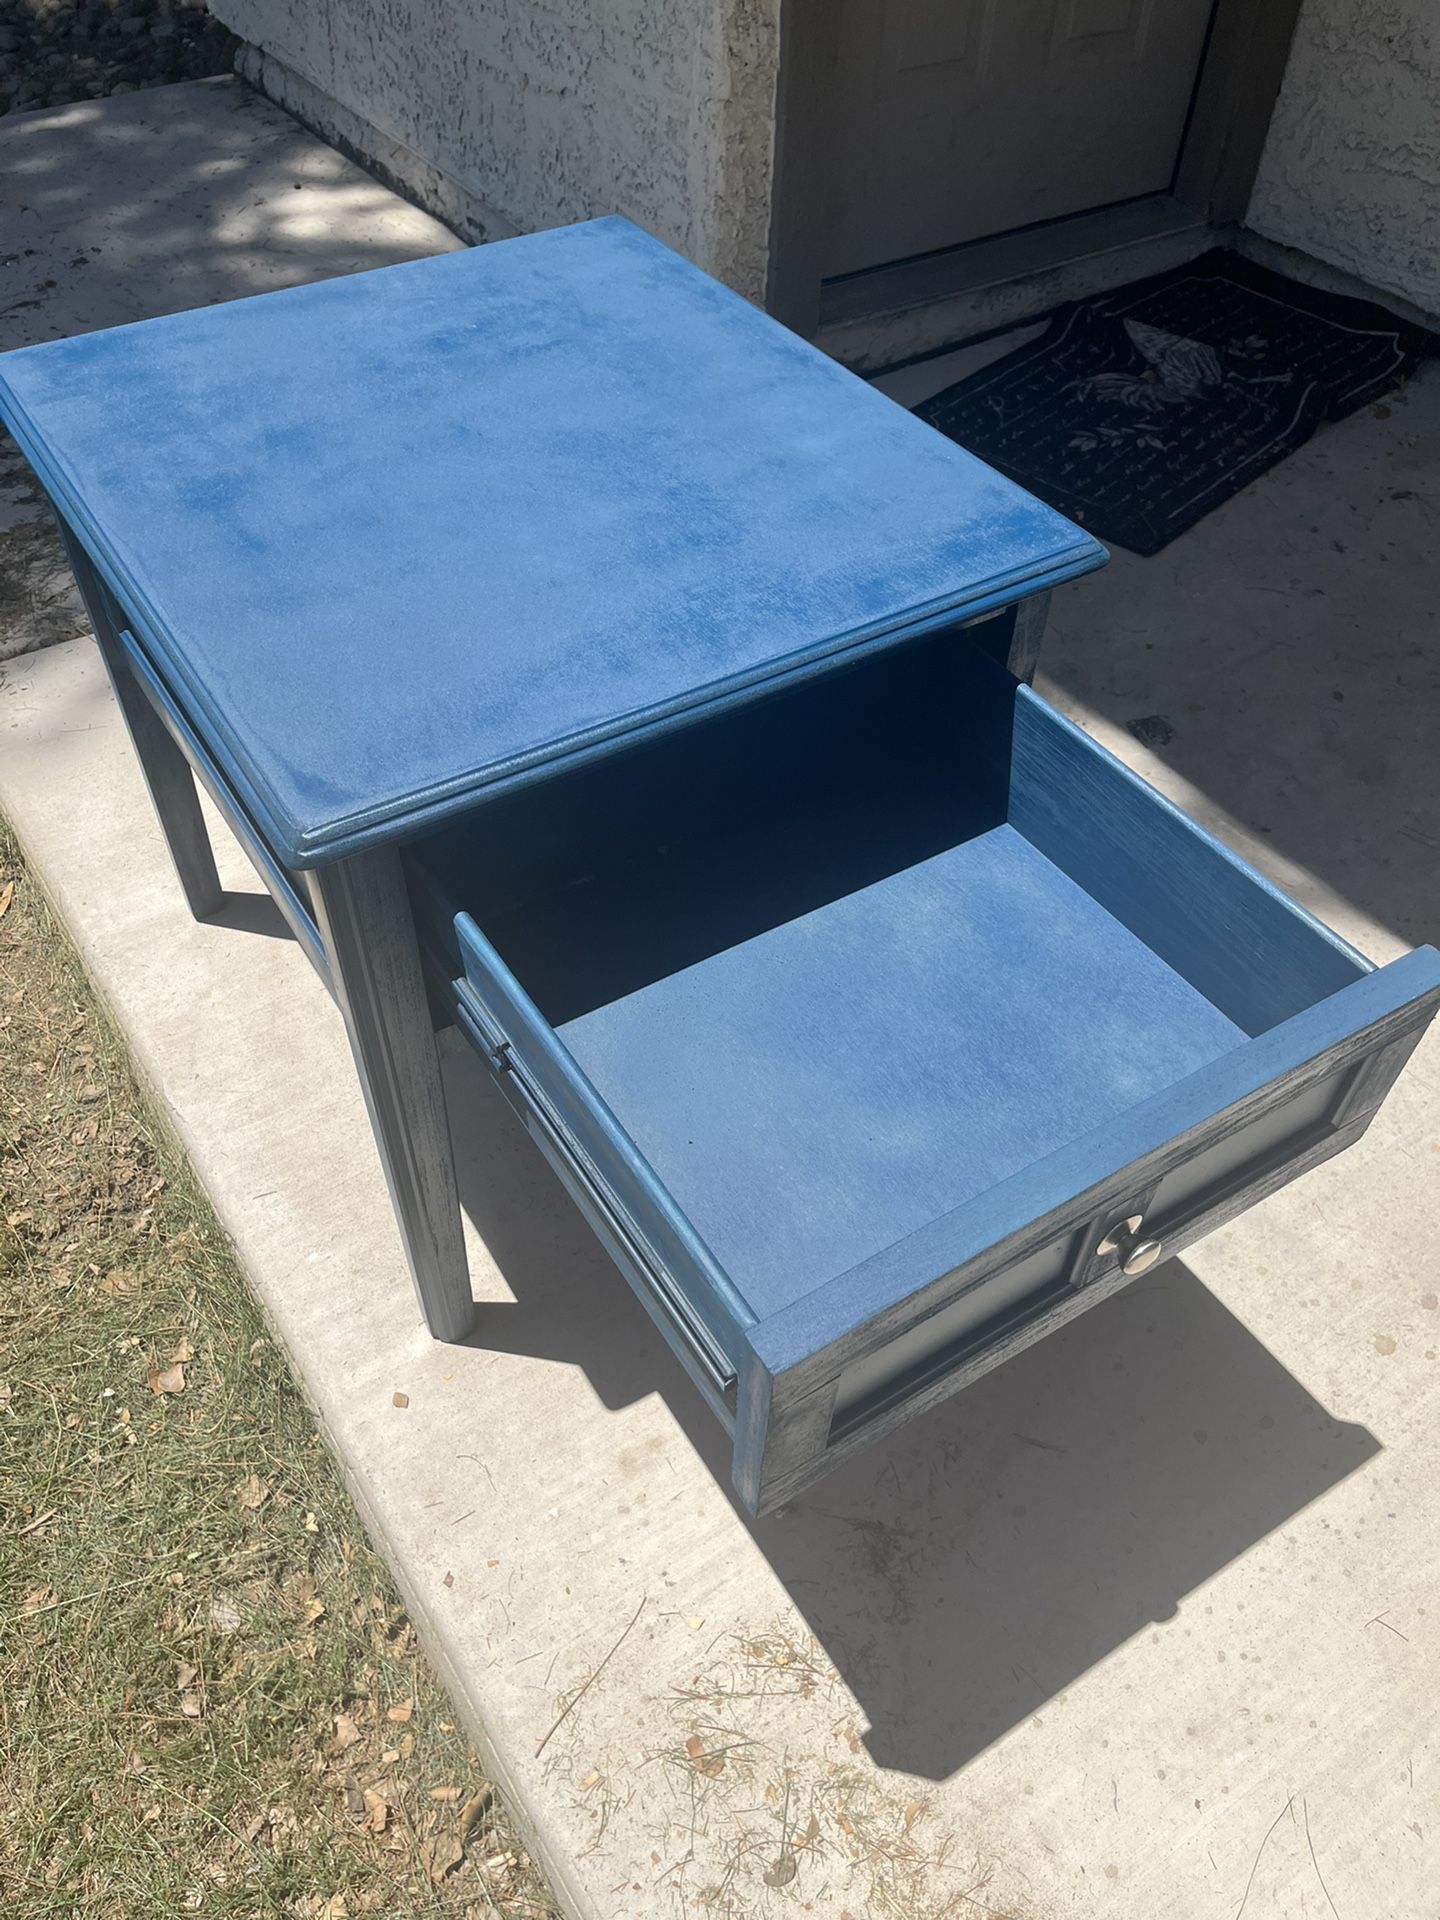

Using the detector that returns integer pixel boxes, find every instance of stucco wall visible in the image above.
[1247,0,1440,316]
[213,0,781,299]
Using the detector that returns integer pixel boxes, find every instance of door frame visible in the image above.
[767,0,1307,337]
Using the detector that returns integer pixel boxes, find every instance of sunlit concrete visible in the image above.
[0,75,456,653]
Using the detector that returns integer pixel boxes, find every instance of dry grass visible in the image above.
[0,821,557,1919]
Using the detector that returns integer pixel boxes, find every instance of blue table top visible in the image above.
[0,217,1104,867]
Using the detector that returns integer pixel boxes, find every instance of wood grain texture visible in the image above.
[310,850,474,1343]
[1003,588,1051,685]
[754,954,1440,1391]
[1009,684,1369,1035]
[410,628,1440,1514]
[748,1107,1386,1514]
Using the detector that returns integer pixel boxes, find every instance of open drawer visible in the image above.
[408,633,1440,1516]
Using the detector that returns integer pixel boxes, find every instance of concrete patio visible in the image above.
[0,75,456,658]
[3,79,1439,1920]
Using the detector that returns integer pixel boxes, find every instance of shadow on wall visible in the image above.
[433,1031,1377,1785]
[1035,366,1440,957]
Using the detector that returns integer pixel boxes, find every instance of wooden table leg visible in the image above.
[1004,589,1050,684]
[309,849,476,1342]
[56,519,223,920]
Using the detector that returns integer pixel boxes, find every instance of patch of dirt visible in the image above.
[0,515,87,660]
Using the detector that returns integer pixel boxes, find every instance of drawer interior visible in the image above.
[413,630,1369,1323]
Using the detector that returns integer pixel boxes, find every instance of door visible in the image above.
[820,0,1219,279]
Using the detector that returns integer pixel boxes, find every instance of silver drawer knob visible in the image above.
[1099,1214,1163,1276]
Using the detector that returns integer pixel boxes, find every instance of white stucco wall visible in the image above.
[213,0,781,300]
[1247,0,1440,316]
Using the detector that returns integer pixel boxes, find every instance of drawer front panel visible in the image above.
[1148,1067,1344,1236]
[829,1230,1083,1437]
[744,979,1439,1515]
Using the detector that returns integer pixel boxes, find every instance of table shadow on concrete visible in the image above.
[430,1030,1379,1786]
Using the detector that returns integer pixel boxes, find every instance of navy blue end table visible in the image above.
[4,219,1437,1515]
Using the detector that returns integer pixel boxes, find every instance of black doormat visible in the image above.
[915,250,1430,555]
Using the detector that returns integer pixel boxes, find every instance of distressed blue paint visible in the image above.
[1009,686,1371,1034]
[0,217,1102,868]
[435,626,1440,1507]
[558,824,1246,1320]
[113,628,329,983]
[749,946,1440,1379]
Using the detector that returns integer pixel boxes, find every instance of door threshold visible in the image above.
[820,196,1209,331]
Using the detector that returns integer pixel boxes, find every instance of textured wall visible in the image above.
[213,0,781,299]
[1247,0,1440,315]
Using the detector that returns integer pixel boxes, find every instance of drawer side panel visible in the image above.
[1009,686,1368,1035]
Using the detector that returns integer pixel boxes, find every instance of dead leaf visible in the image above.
[179,1692,203,1719]
[391,1391,409,1409]
[342,1775,365,1821]
[296,1576,326,1625]
[426,1834,465,1884]
[99,1269,136,1297]
[176,1662,198,1692]
[4,1213,28,1230]
[22,1584,56,1615]
[764,1851,798,1889]
[303,1512,319,1534]
[380,1748,400,1766]
[77,1083,102,1104]
[317,1897,348,1920]
[685,1733,725,1778]
[903,1799,923,1829]
[399,1733,414,1762]
[236,1473,270,1511]
[386,1698,414,1725]
[459,1787,492,1842]
[0,880,14,919]
[170,1337,195,1364]
[330,1714,363,1754]
[442,1571,454,1589]
[148,1362,186,1396]
[578,1770,602,1792]
[429,1785,461,1803]
[362,1788,389,1835]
